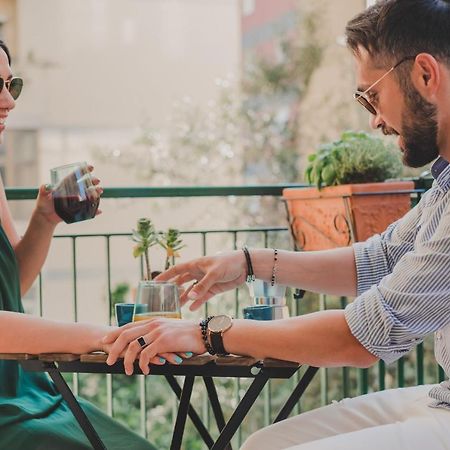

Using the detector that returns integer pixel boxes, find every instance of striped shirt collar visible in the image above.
[431,157,450,192]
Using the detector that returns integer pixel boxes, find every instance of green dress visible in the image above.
[0,226,156,450]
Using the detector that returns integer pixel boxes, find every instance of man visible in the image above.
[104,1,450,448]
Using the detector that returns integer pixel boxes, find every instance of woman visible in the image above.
[0,40,163,449]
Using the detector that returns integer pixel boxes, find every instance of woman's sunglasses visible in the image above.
[0,77,23,100]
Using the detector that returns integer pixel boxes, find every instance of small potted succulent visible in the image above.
[131,218,185,279]
[283,131,414,251]
[129,218,185,321]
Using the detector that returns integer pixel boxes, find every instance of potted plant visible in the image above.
[129,218,185,321]
[283,131,414,251]
[131,218,185,279]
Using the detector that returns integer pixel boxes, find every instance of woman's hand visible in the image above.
[155,250,247,310]
[35,165,103,226]
[103,319,205,375]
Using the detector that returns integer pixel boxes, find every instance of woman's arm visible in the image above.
[0,172,102,295]
[0,311,110,354]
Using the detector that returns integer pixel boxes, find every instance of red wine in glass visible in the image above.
[50,162,100,224]
[53,194,100,224]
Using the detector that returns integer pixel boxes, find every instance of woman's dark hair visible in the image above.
[0,40,11,65]
[345,0,450,67]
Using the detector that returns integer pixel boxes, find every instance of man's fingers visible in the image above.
[187,270,218,301]
[154,265,183,281]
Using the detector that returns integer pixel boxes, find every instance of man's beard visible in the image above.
[400,85,440,168]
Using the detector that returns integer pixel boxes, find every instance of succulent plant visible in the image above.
[158,228,185,270]
[131,218,158,280]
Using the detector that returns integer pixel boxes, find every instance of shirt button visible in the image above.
[436,332,442,340]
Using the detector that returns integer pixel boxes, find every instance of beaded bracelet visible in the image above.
[199,316,215,355]
[271,248,278,286]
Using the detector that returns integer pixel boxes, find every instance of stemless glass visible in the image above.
[50,161,100,224]
[133,281,181,322]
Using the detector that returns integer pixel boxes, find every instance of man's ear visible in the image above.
[412,53,440,99]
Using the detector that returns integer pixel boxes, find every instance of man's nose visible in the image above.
[369,112,384,130]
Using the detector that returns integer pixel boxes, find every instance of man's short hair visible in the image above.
[345,0,450,67]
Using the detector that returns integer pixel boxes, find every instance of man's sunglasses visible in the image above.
[354,56,415,115]
[0,77,23,100]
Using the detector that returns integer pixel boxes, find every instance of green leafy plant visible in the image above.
[131,218,158,280]
[131,218,185,279]
[305,131,403,189]
[158,228,185,270]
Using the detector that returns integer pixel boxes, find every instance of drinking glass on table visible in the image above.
[50,161,100,224]
[133,281,181,322]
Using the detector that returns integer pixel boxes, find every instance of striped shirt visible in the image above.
[345,156,450,408]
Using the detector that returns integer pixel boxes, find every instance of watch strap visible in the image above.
[210,331,229,356]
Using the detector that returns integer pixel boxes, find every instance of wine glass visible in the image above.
[50,162,100,224]
[133,281,181,321]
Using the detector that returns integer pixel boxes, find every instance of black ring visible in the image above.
[137,336,148,348]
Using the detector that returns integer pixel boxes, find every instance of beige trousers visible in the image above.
[241,385,450,450]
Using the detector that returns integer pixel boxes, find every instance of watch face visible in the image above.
[209,315,232,333]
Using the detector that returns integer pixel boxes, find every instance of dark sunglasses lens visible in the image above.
[354,93,376,115]
[9,78,23,100]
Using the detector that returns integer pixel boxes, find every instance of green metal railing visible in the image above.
[6,181,439,448]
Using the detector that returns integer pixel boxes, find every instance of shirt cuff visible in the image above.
[353,236,390,296]
[344,290,418,365]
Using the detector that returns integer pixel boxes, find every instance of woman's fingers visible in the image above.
[123,338,143,375]
[105,324,149,365]
[139,351,186,375]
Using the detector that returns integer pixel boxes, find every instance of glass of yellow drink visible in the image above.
[133,281,181,322]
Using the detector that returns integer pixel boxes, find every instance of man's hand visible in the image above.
[155,250,247,310]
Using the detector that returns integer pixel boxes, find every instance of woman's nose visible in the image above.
[0,85,15,111]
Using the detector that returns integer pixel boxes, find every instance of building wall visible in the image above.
[293,0,368,175]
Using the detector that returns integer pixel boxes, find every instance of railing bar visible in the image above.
[38,272,43,317]
[201,232,210,432]
[140,375,147,438]
[71,237,79,397]
[262,230,272,425]
[339,297,349,398]
[232,231,242,448]
[397,358,405,388]
[319,294,328,405]
[416,343,424,385]
[105,236,113,418]
[52,227,289,239]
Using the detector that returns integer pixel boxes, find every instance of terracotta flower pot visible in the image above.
[283,181,414,251]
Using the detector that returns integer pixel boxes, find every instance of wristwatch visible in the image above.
[207,315,233,356]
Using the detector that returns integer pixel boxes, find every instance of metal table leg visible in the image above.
[211,373,269,450]
[273,366,319,423]
[46,364,107,450]
[203,377,232,450]
[170,376,195,450]
[165,375,214,448]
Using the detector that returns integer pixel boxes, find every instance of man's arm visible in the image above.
[224,311,378,368]
[250,247,357,297]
